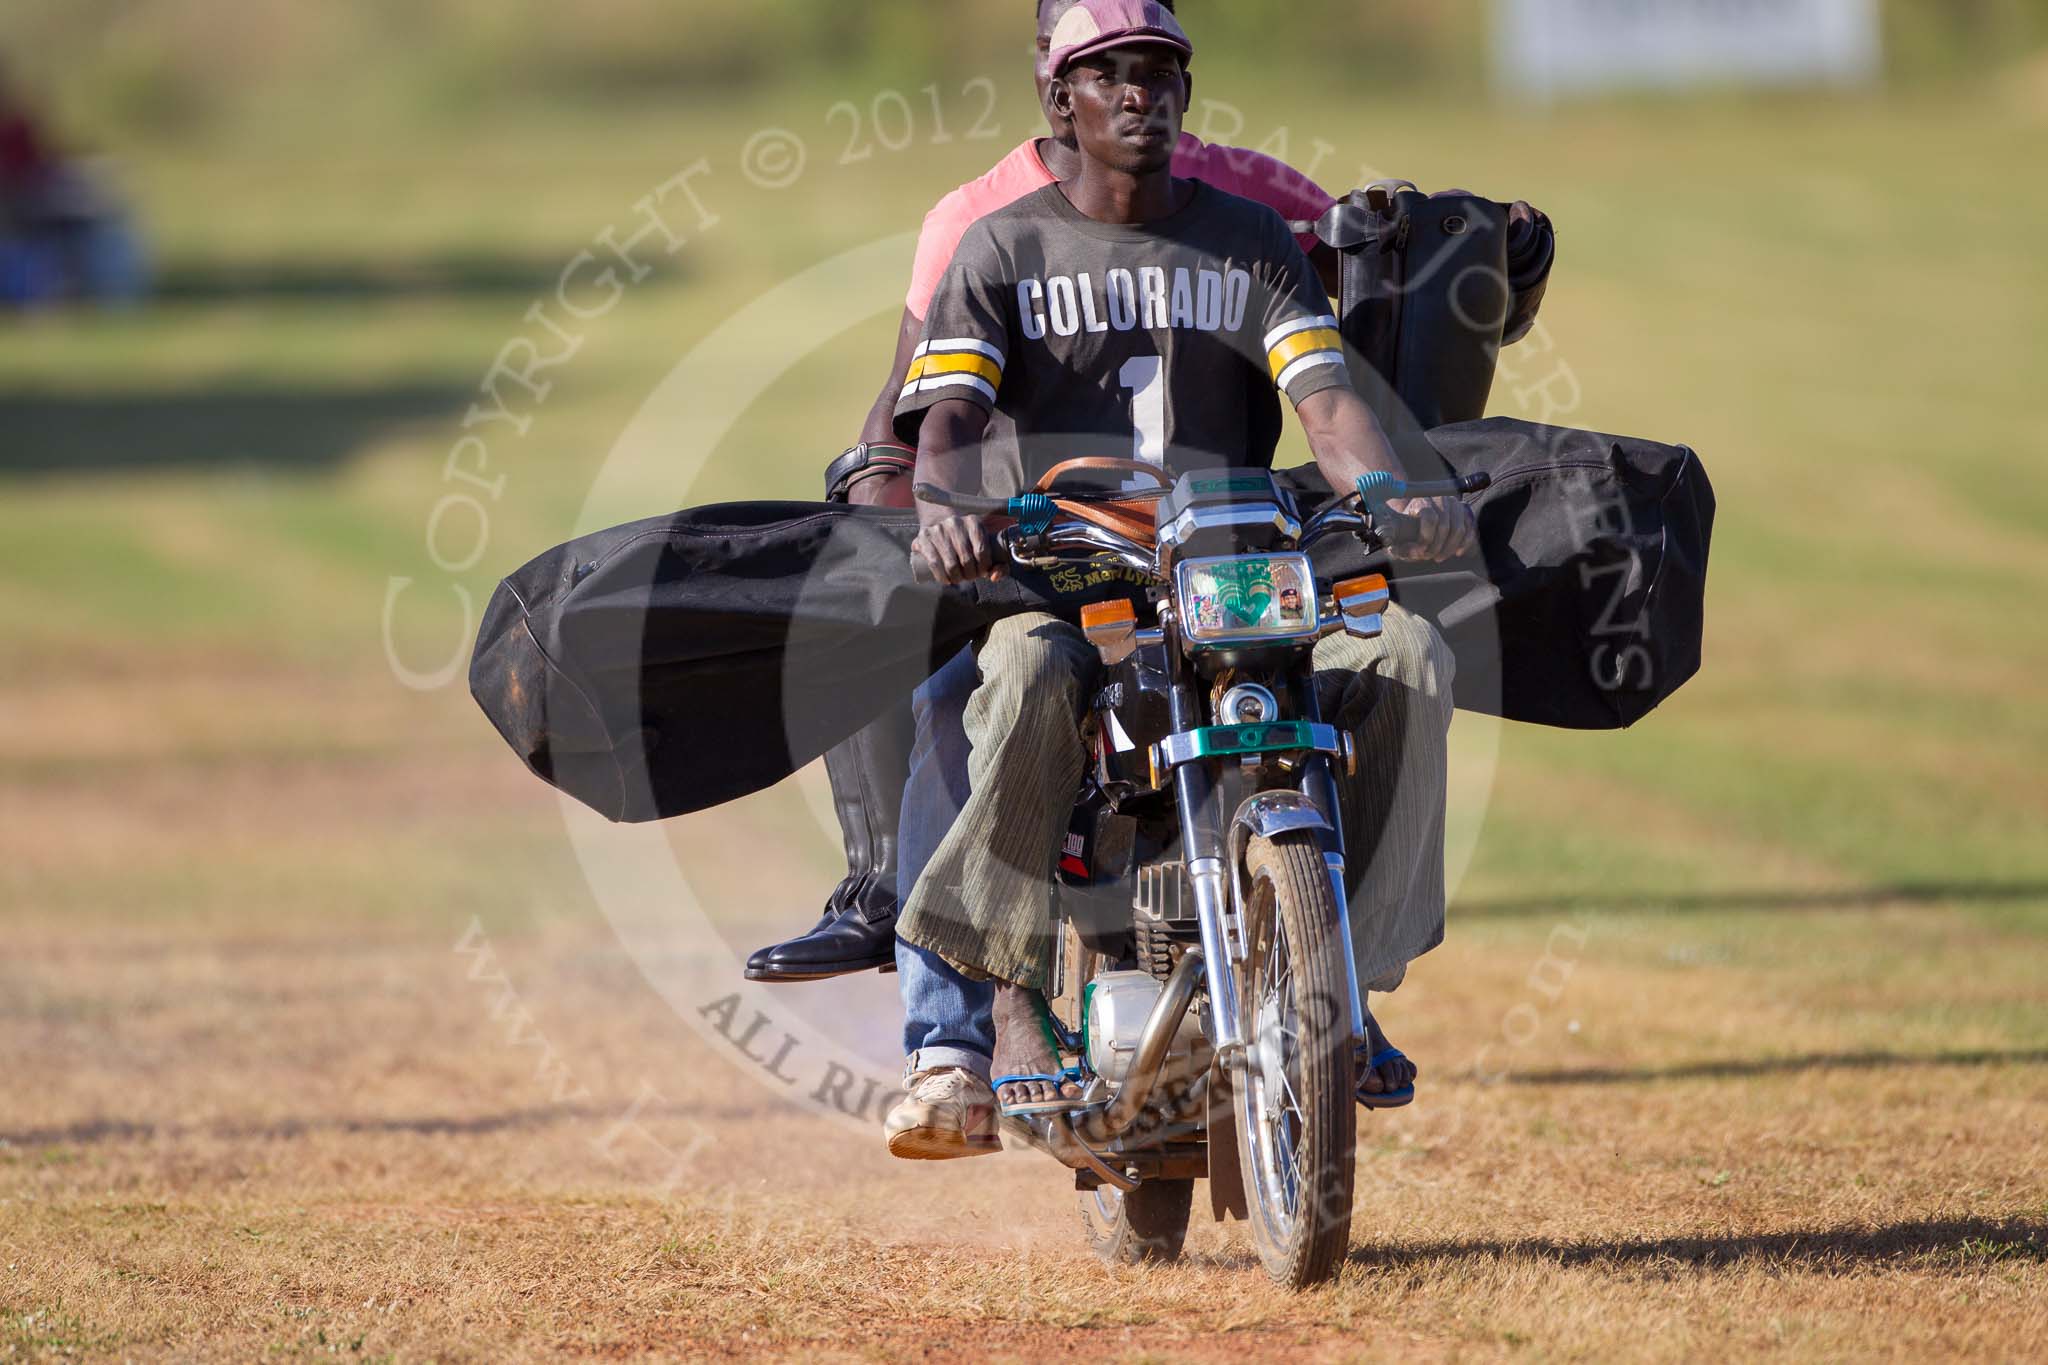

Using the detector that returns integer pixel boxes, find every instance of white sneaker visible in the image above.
[884,1067,1001,1160]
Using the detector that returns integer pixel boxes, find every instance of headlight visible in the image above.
[1173,552,1319,648]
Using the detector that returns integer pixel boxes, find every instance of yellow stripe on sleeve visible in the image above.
[921,350,1003,388]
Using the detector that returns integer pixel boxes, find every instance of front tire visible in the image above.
[1078,1178,1194,1266]
[1233,831,1357,1288]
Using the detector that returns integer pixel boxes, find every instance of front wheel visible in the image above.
[1233,831,1357,1288]
[1077,1179,1194,1266]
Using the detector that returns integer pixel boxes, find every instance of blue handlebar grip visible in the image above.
[1006,493,1056,534]
[1353,471,1407,511]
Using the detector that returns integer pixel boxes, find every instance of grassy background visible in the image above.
[8,0,2048,141]
[2,1,2045,1358]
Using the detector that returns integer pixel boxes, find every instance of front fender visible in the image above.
[1226,786,1366,1045]
[1227,790,1336,922]
[1230,789,1332,843]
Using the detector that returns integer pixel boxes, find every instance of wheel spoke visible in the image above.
[1277,1057,1303,1118]
[1277,1115,1303,1200]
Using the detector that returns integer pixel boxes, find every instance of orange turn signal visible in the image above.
[1332,573,1391,609]
[1082,599,1138,664]
[1333,573,1390,641]
[1081,600,1136,631]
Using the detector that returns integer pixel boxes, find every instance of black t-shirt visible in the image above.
[894,180,1350,496]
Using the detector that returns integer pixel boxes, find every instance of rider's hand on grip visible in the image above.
[1386,496,1479,564]
[911,514,1006,585]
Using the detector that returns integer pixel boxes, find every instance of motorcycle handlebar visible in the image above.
[910,470,1490,580]
[909,523,1025,585]
[1349,470,1489,548]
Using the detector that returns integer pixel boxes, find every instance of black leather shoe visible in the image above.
[744,874,897,981]
[743,902,846,981]
[743,696,911,983]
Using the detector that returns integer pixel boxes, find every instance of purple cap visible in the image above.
[1048,0,1193,78]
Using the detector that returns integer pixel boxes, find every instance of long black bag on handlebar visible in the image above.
[469,416,1712,824]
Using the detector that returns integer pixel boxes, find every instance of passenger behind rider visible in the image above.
[878,0,1476,1159]
[744,0,1348,987]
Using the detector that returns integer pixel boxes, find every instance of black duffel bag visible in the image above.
[1294,416,1712,731]
[470,417,1712,824]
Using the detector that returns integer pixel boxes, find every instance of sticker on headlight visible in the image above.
[1174,553,1318,646]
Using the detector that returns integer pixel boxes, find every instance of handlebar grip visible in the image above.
[1395,472,1491,499]
[1375,505,1426,546]
[912,483,1010,516]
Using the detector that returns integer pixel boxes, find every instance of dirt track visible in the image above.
[6,675,2044,1361]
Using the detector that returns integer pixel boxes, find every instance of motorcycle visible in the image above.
[913,459,1487,1289]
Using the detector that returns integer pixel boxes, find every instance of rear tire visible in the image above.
[1234,831,1357,1289]
[1078,1178,1194,1266]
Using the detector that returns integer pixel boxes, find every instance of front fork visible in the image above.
[1298,749,1369,1049]
[1168,672,1368,1071]
[1167,682,1241,1062]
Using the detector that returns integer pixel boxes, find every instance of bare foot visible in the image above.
[991,982,1084,1110]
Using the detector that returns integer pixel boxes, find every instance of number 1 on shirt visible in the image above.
[1119,355,1165,491]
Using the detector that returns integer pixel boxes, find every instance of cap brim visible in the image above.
[1053,31,1193,77]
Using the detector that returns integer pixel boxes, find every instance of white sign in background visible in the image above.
[1495,0,1882,98]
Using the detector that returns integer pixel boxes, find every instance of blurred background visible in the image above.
[4,1,2044,1357]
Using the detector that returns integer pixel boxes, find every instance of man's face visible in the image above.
[1053,45,1186,176]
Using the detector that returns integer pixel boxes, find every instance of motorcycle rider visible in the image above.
[880,0,1477,1158]
[744,0,1344,986]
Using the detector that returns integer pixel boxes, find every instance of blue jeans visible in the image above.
[894,647,993,1079]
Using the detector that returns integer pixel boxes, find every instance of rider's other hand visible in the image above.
[1387,496,1478,564]
[912,514,1003,585]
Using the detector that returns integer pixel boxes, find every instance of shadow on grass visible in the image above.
[152,253,596,303]
[0,383,475,476]
[1454,881,2048,919]
[1502,1048,2048,1087]
[2,1101,774,1149]
[1345,1216,2048,1272]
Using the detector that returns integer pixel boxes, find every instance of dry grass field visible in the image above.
[3,39,2046,1365]
[5,670,2044,1361]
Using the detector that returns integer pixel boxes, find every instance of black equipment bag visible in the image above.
[1294,417,1712,732]
[470,417,1711,824]
[1313,183,1556,451]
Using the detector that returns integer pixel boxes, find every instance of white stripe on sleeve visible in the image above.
[1275,350,1346,392]
[1262,314,1340,352]
[915,372,998,404]
[921,337,1005,368]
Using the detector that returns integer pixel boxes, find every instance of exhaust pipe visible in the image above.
[1078,947,1206,1145]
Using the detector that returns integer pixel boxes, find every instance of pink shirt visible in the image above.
[905,133,1334,320]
